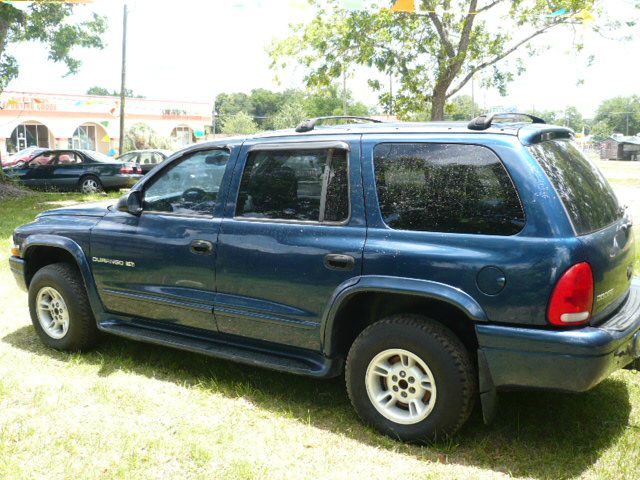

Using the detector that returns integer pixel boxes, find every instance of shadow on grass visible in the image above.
[3,325,632,479]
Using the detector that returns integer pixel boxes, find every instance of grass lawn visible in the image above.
[1,171,640,479]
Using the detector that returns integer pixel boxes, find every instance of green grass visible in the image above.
[0,184,640,479]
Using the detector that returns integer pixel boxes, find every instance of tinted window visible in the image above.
[143,149,230,216]
[236,148,349,222]
[374,143,525,235]
[528,140,621,235]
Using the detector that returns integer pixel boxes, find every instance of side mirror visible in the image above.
[117,190,143,215]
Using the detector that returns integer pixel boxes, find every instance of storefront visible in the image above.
[0,91,212,158]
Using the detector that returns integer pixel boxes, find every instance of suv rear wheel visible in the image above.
[28,263,98,351]
[345,314,476,442]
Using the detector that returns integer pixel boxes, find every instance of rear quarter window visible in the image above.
[374,143,525,235]
[528,140,621,235]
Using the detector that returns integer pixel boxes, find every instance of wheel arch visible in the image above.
[21,234,103,315]
[321,276,487,358]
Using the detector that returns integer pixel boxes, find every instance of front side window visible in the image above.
[143,149,230,216]
[30,152,55,166]
[236,148,349,222]
[374,143,525,235]
[528,140,621,235]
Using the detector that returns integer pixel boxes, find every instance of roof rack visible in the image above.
[467,112,545,131]
[295,116,383,133]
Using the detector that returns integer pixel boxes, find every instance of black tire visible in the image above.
[78,175,103,194]
[345,314,476,442]
[28,263,99,351]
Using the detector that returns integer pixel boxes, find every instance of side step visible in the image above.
[99,321,340,378]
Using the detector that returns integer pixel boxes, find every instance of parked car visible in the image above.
[2,149,142,193]
[117,149,173,174]
[2,146,48,168]
[9,114,639,442]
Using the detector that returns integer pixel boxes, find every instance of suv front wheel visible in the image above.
[346,314,476,442]
[28,263,99,351]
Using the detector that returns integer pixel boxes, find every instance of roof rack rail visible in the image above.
[467,112,545,131]
[295,116,383,133]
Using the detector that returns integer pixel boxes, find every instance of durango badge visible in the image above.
[92,257,135,268]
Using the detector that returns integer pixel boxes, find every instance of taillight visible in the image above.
[119,165,134,174]
[136,166,142,174]
[547,262,594,326]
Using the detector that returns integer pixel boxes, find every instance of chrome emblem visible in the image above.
[92,257,136,268]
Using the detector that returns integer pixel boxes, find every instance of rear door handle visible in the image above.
[190,240,214,255]
[324,253,355,271]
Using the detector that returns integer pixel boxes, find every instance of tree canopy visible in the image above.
[0,2,106,92]
[593,95,640,137]
[270,0,633,120]
[87,86,144,98]
[215,85,371,132]
[221,112,260,135]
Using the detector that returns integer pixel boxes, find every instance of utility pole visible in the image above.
[389,72,393,116]
[118,3,128,155]
[471,73,475,118]
[212,97,217,138]
[342,64,347,116]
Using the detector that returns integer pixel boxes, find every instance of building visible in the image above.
[600,134,640,161]
[0,91,213,157]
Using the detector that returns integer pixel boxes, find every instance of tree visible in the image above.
[215,93,255,132]
[589,120,613,141]
[593,95,640,136]
[270,0,630,120]
[272,99,309,130]
[561,106,584,132]
[527,108,560,124]
[214,86,372,132]
[87,86,144,98]
[0,2,106,92]
[123,124,172,151]
[444,95,478,120]
[250,88,288,128]
[221,112,260,135]
[304,83,370,117]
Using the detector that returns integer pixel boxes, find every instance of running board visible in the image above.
[99,321,340,378]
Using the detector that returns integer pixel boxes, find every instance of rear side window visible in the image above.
[374,143,525,235]
[236,148,349,223]
[528,140,621,235]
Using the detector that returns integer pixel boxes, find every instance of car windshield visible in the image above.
[82,150,117,163]
[9,146,40,158]
[528,140,622,235]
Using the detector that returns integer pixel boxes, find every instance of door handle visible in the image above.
[324,253,355,271]
[190,240,214,255]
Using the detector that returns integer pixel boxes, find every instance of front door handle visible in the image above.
[190,240,214,255]
[324,253,355,271]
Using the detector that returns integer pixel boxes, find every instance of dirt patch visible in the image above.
[0,179,31,199]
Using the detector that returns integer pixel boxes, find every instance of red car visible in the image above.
[2,146,48,168]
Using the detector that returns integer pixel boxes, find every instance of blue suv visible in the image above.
[9,114,640,442]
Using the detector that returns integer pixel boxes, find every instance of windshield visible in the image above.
[528,140,622,235]
[82,150,117,163]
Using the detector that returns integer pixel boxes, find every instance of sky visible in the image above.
[5,0,640,118]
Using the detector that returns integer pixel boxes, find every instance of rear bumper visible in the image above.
[9,256,27,292]
[477,279,640,392]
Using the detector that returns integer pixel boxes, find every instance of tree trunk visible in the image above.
[430,87,447,121]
